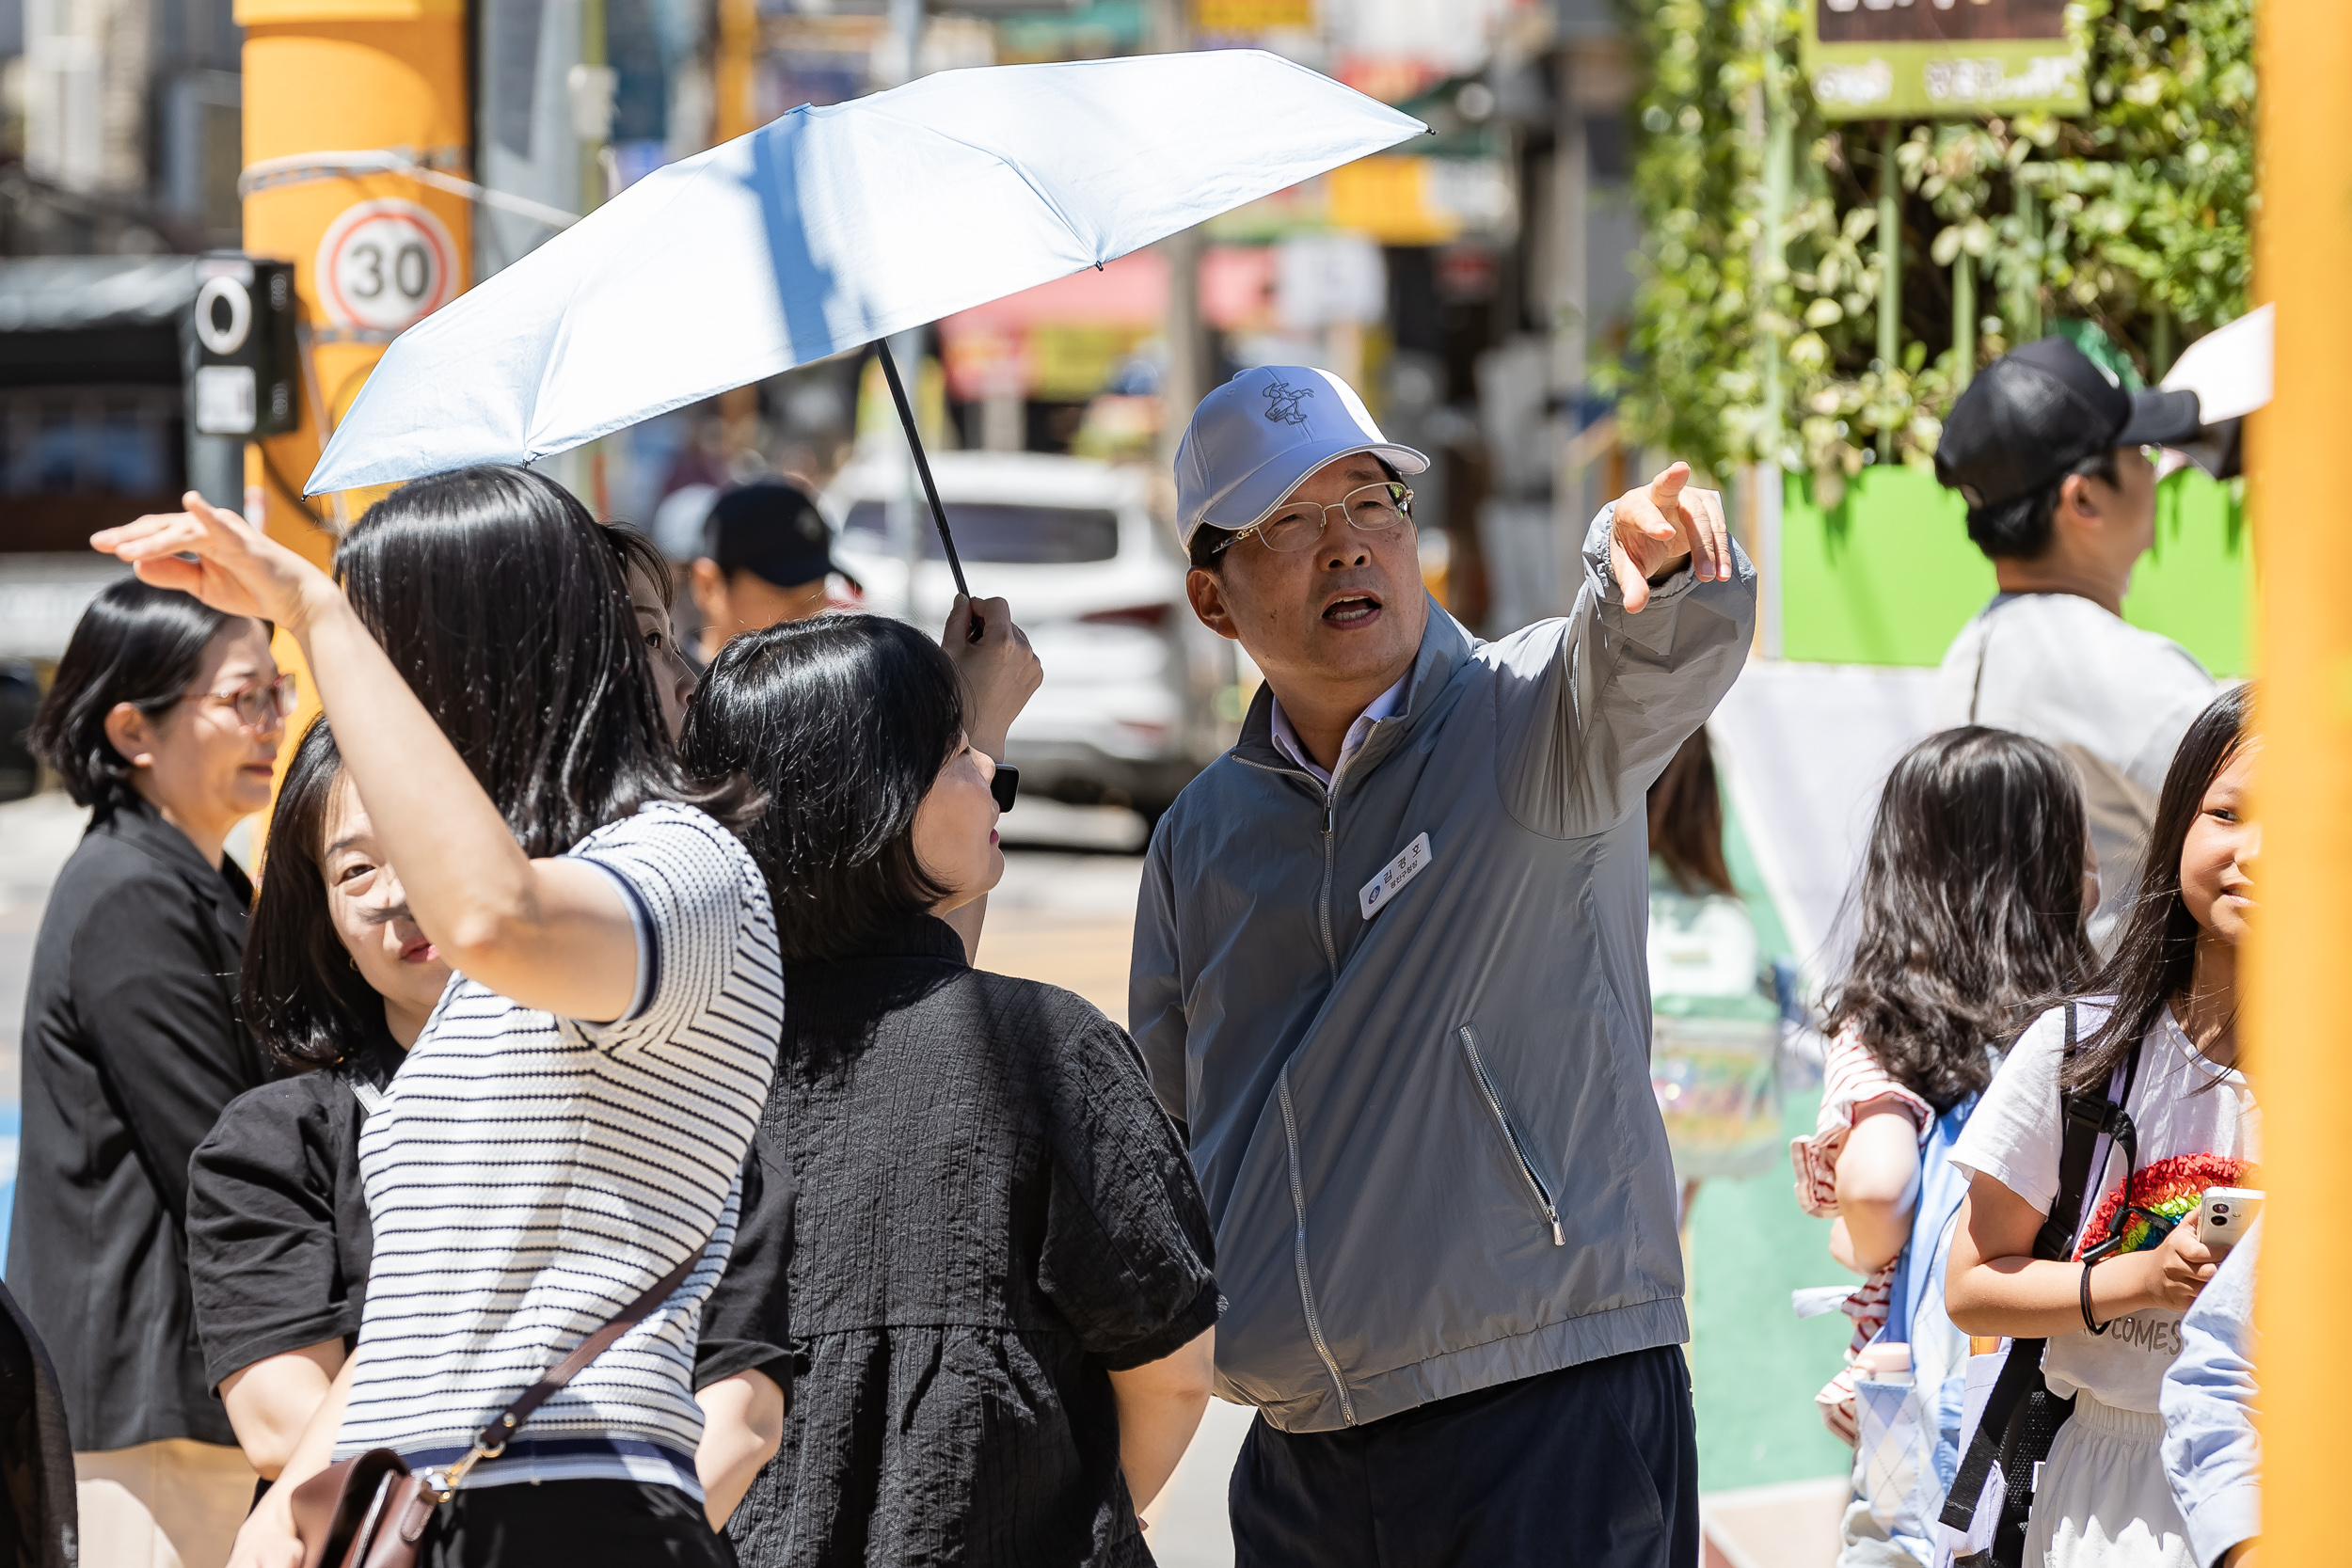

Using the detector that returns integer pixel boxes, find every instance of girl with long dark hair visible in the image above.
[15,578,290,1564]
[1947,686,2258,1568]
[95,470,785,1568]
[1791,727,2095,1456]
[679,613,1217,1568]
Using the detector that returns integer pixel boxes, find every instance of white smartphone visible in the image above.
[2197,1186,2264,1253]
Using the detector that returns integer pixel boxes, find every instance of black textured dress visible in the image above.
[727,915,1217,1568]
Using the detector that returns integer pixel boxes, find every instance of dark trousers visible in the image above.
[419,1479,737,1567]
[1229,1344,1699,1568]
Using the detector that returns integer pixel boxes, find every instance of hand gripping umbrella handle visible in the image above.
[876,339,981,641]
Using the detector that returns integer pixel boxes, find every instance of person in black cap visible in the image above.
[1931,336,2217,945]
[691,479,855,662]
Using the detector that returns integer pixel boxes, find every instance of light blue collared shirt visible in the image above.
[1269,673,1407,790]
[2159,1217,2261,1568]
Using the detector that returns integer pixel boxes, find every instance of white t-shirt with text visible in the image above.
[1949,1000,2257,1413]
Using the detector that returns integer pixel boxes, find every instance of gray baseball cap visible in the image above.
[1174,366,1429,549]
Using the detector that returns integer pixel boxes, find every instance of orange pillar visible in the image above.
[236,0,472,566]
[2247,2,2352,1560]
[715,0,758,145]
[235,0,470,826]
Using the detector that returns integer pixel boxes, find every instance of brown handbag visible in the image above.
[289,1248,702,1568]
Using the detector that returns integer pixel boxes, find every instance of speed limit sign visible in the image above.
[315,198,459,332]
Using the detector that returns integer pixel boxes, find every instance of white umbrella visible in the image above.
[308,50,1425,546]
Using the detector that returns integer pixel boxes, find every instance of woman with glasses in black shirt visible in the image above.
[15,578,293,1566]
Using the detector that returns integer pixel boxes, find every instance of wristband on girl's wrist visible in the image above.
[2080,1260,2111,1336]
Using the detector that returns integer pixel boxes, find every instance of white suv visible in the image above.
[825,451,1232,824]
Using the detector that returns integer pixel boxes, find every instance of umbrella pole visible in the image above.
[876,339,972,603]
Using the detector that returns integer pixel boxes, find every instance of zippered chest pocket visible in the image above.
[1456,1023,1565,1247]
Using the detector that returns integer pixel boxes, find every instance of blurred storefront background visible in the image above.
[0,0,1645,657]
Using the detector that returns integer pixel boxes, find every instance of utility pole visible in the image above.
[2248,2,2352,1559]
[712,0,763,470]
[715,0,758,143]
[238,0,471,563]
[1156,0,1207,476]
[1875,119,1899,463]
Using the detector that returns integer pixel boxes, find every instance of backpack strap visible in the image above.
[1939,1002,2140,1538]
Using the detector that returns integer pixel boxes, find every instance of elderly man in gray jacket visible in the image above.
[1130,366,1755,1566]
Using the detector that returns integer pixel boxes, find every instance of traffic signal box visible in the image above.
[190,253,299,438]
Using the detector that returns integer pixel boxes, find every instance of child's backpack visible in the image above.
[1849,1092,1979,1565]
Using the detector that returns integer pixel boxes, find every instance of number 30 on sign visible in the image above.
[315,198,459,333]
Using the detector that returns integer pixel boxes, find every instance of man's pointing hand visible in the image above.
[1609,462,1733,612]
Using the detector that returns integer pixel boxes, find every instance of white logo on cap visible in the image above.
[1263,376,1314,425]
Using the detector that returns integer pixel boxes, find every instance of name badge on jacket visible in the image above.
[1359,832,1432,921]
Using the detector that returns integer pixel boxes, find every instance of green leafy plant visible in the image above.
[1602,0,2253,498]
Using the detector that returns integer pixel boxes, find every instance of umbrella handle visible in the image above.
[876,339,980,641]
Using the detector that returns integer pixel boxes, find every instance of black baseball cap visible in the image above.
[1934,337,2203,509]
[703,480,853,592]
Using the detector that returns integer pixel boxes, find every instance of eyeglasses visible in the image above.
[197,672,298,731]
[1215,482,1414,557]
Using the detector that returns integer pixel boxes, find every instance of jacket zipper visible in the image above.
[1245,746,1363,1423]
[1279,1069,1357,1425]
[1456,1025,1565,1246]
[1315,793,1339,977]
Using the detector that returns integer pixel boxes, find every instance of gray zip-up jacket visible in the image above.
[1130,507,1755,1433]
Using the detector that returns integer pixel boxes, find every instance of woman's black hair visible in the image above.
[678,613,961,964]
[339,466,748,857]
[28,578,239,818]
[1646,727,1735,897]
[242,718,386,1069]
[2064,683,2254,1092]
[1824,726,2096,1113]
[602,521,675,612]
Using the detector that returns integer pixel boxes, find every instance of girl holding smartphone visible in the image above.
[1946,685,2259,1568]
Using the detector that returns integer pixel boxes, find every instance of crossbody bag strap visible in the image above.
[1939,1002,2123,1533]
[425,1244,704,1495]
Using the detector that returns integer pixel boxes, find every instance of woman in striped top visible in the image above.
[96,467,785,1568]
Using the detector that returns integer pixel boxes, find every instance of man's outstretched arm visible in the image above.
[1502,463,1757,838]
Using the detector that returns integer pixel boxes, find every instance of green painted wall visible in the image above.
[1779,467,2251,674]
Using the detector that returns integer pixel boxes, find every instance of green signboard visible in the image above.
[1801,0,2088,119]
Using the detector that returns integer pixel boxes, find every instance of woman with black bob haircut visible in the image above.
[679,613,1218,1568]
[96,467,787,1568]
[692,611,979,962]
[16,577,288,1563]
